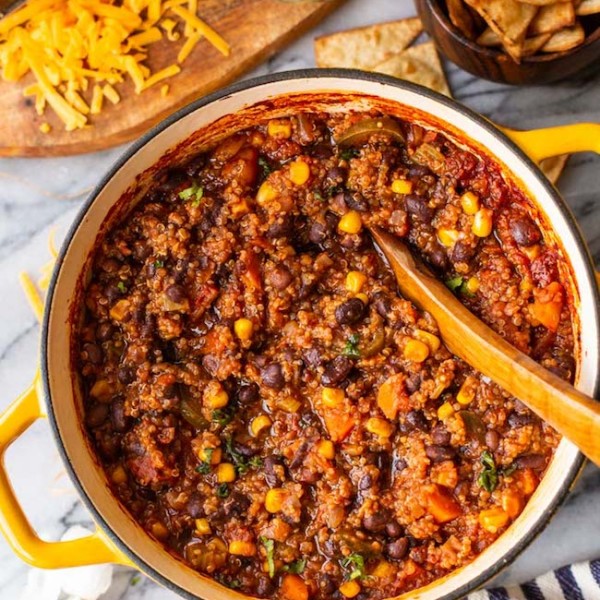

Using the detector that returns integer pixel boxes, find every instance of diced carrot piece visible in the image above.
[424,484,461,523]
[501,489,524,519]
[402,558,424,582]
[530,300,562,332]
[280,574,309,600]
[324,409,356,442]
[377,373,409,420]
[516,468,538,496]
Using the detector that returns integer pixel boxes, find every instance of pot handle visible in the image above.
[0,372,132,568]
[501,123,600,162]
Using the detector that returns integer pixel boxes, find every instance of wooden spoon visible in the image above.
[370,227,600,467]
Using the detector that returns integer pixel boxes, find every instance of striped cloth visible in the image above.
[468,560,600,600]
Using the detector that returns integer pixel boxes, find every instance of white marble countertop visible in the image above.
[0,1,599,598]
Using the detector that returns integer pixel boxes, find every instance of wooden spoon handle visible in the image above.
[372,228,600,466]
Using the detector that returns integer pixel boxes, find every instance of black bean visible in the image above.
[310,143,334,160]
[290,440,311,469]
[514,453,547,471]
[302,347,323,369]
[362,509,390,533]
[386,521,403,538]
[386,537,409,560]
[268,264,293,290]
[96,322,114,342]
[405,195,433,222]
[261,363,285,390]
[485,430,500,451]
[86,403,108,427]
[404,372,421,394]
[425,444,456,463]
[117,365,135,384]
[111,400,129,432]
[408,165,432,178]
[318,574,336,596]
[163,383,178,399]
[308,221,329,244]
[324,166,348,189]
[105,284,121,304]
[256,576,275,598]
[321,356,353,386]
[264,456,284,488]
[344,191,369,212]
[267,216,293,239]
[202,355,219,376]
[508,411,534,428]
[83,343,102,365]
[401,410,429,433]
[238,382,259,404]
[373,292,391,318]
[186,493,203,518]
[222,491,250,516]
[335,298,365,325]
[393,457,408,475]
[232,440,257,458]
[359,474,373,491]
[431,424,451,446]
[451,240,477,264]
[166,284,185,303]
[510,216,541,247]
[428,244,449,271]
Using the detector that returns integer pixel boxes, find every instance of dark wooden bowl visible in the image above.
[415,0,600,85]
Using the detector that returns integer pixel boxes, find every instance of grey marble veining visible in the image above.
[0,0,599,598]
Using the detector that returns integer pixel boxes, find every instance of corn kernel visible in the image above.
[231,198,250,217]
[111,465,127,484]
[289,159,310,185]
[437,228,459,247]
[404,338,430,362]
[366,417,394,438]
[216,462,237,483]
[472,208,493,238]
[414,329,441,352]
[346,271,367,294]
[355,292,369,305]
[317,439,335,459]
[478,507,510,533]
[339,580,361,598]
[199,447,222,464]
[151,521,169,539]
[109,299,130,321]
[267,119,291,139]
[391,178,413,194]
[501,489,524,519]
[460,191,480,215]
[251,415,272,437]
[372,559,394,578]
[465,277,480,294]
[234,317,253,341]
[322,387,345,408]
[522,244,541,261]
[229,540,257,556]
[265,488,288,513]
[277,396,301,413]
[204,382,229,409]
[437,402,455,421]
[338,210,362,234]
[39,122,51,134]
[457,375,478,406]
[195,518,211,535]
[90,379,112,401]
[256,180,278,205]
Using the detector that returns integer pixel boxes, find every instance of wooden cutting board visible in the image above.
[0,0,344,157]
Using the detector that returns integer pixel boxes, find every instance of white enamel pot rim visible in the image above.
[41,70,600,600]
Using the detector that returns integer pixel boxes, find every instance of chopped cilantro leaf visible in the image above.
[179,183,204,206]
[313,190,324,201]
[153,259,164,269]
[445,276,464,293]
[341,552,366,581]
[117,281,127,293]
[224,436,262,475]
[342,333,361,359]
[258,156,272,180]
[502,463,517,477]
[212,409,233,426]
[195,448,213,475]
[216,483,230,498]
[283,558,306,574]
[339,147,359,161]
[478,450,498,492]
[260,536,276,578]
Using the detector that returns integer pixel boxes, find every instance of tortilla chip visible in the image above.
[541,22,585,51]
[477,28,503,45]
[576,0,600,14]
[447,0,478,39]
[371,42,451,97]
[529,2,575,35]
[314,19,423,70]
[522,32,553,54]
[464,0,539,60]
[540,154,569,184]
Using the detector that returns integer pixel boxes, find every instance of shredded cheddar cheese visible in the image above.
[0,0,230,131]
